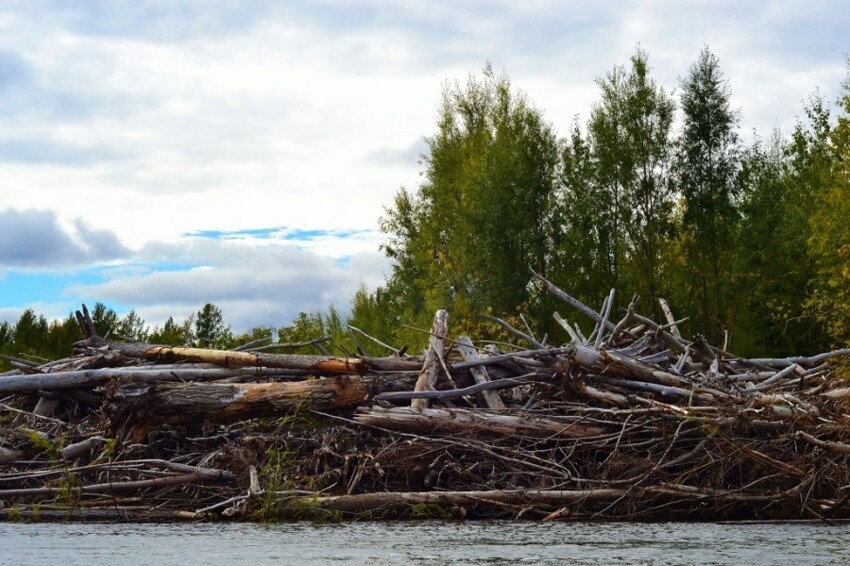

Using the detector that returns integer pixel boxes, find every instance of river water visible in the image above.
[3,521,850,565]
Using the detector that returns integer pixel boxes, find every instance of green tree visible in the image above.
[584,48,676,314]
[43,314,82,360]
[553,121,612,310]
[0,321,11,350]
[194,304,231,348]
[231,325,276,349]
[734,101,832,355]
[807,68,850,345]
[674,47,740,342]
[116,310,149,342]
[381,63,560,335]
[347,285,399,350]
[0,320,13,369]
[11,309,48,356]
[90,302,119,338]
[149,316,193,346]
[278,306,354,355]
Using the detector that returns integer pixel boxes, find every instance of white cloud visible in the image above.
[0,1,847,328]
[66,237,389,331]
[0,208,128,268]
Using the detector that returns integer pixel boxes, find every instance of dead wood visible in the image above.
[1,292,849,523]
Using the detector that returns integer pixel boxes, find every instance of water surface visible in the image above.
[3,521,849,565]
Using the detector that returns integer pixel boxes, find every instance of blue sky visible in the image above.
[0,1,848,331]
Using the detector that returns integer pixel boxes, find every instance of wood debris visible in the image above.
[2,276,850,522]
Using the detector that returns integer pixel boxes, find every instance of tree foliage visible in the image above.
[673,47,740,342]
[807,69,850,346]
[194,303,231,349]
[381,63,560,337]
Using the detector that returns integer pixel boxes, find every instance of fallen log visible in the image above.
[354,406,605,439]
[374,372,542,403]
[273,484,801,516]
[0,366,314,395]
[0,470,231,499]
[106,376,370,433]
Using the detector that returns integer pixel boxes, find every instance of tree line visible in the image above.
[0,301,363,371]
[2,47,849,367]
[371,47,850,356]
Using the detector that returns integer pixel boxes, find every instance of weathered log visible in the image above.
[61,436,105,461]
[374,372,541,403]
[274,484,799,516]
[106,376,370,430]
[75,332,423,374]
[355,406,605,439]
[142,345,365,373]
[0,446,25,464]
[0,507,199,522]
[411,310,448,410]
[32,397,59,417]
[0,470,231,499]
[533,271,624,336]
[0,366,312,395]
[455,337,505,410]
[563,343,692,388]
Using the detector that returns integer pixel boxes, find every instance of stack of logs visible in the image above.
[2,273,850,522]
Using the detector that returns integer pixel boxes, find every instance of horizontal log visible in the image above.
[0,366,313,395]
[106,376,370,428]
[76,337,423,373]
[354,406,605,439]
[141,346,365,373]
[276,484,797,515]
[0,470,231,499]
[374,372,541,403]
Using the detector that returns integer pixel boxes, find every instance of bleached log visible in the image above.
[275,484,798,516]
[411,310,448,410]
[658,298,682,339]
[456,336,505,410]
[0,469,232,499]
[355,406,605,439]
[106,377,370,430]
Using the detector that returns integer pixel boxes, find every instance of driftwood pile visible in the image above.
[2,273,850,522]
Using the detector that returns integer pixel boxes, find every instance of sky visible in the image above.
[0,0,847,333]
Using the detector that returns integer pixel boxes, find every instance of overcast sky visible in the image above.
[0,1,847,332]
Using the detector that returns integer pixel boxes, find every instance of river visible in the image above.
[3,521,850,565]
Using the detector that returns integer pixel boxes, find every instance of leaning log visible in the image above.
[411,310,448,410]
[456,336,505,410]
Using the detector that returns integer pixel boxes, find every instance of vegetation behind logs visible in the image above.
[2,276,850,523]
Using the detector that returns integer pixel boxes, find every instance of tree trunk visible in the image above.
[106,377,369,438]
[411,310,448,410]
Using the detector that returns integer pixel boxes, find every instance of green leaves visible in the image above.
[379,64,560,337]
[672,47,740,344]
